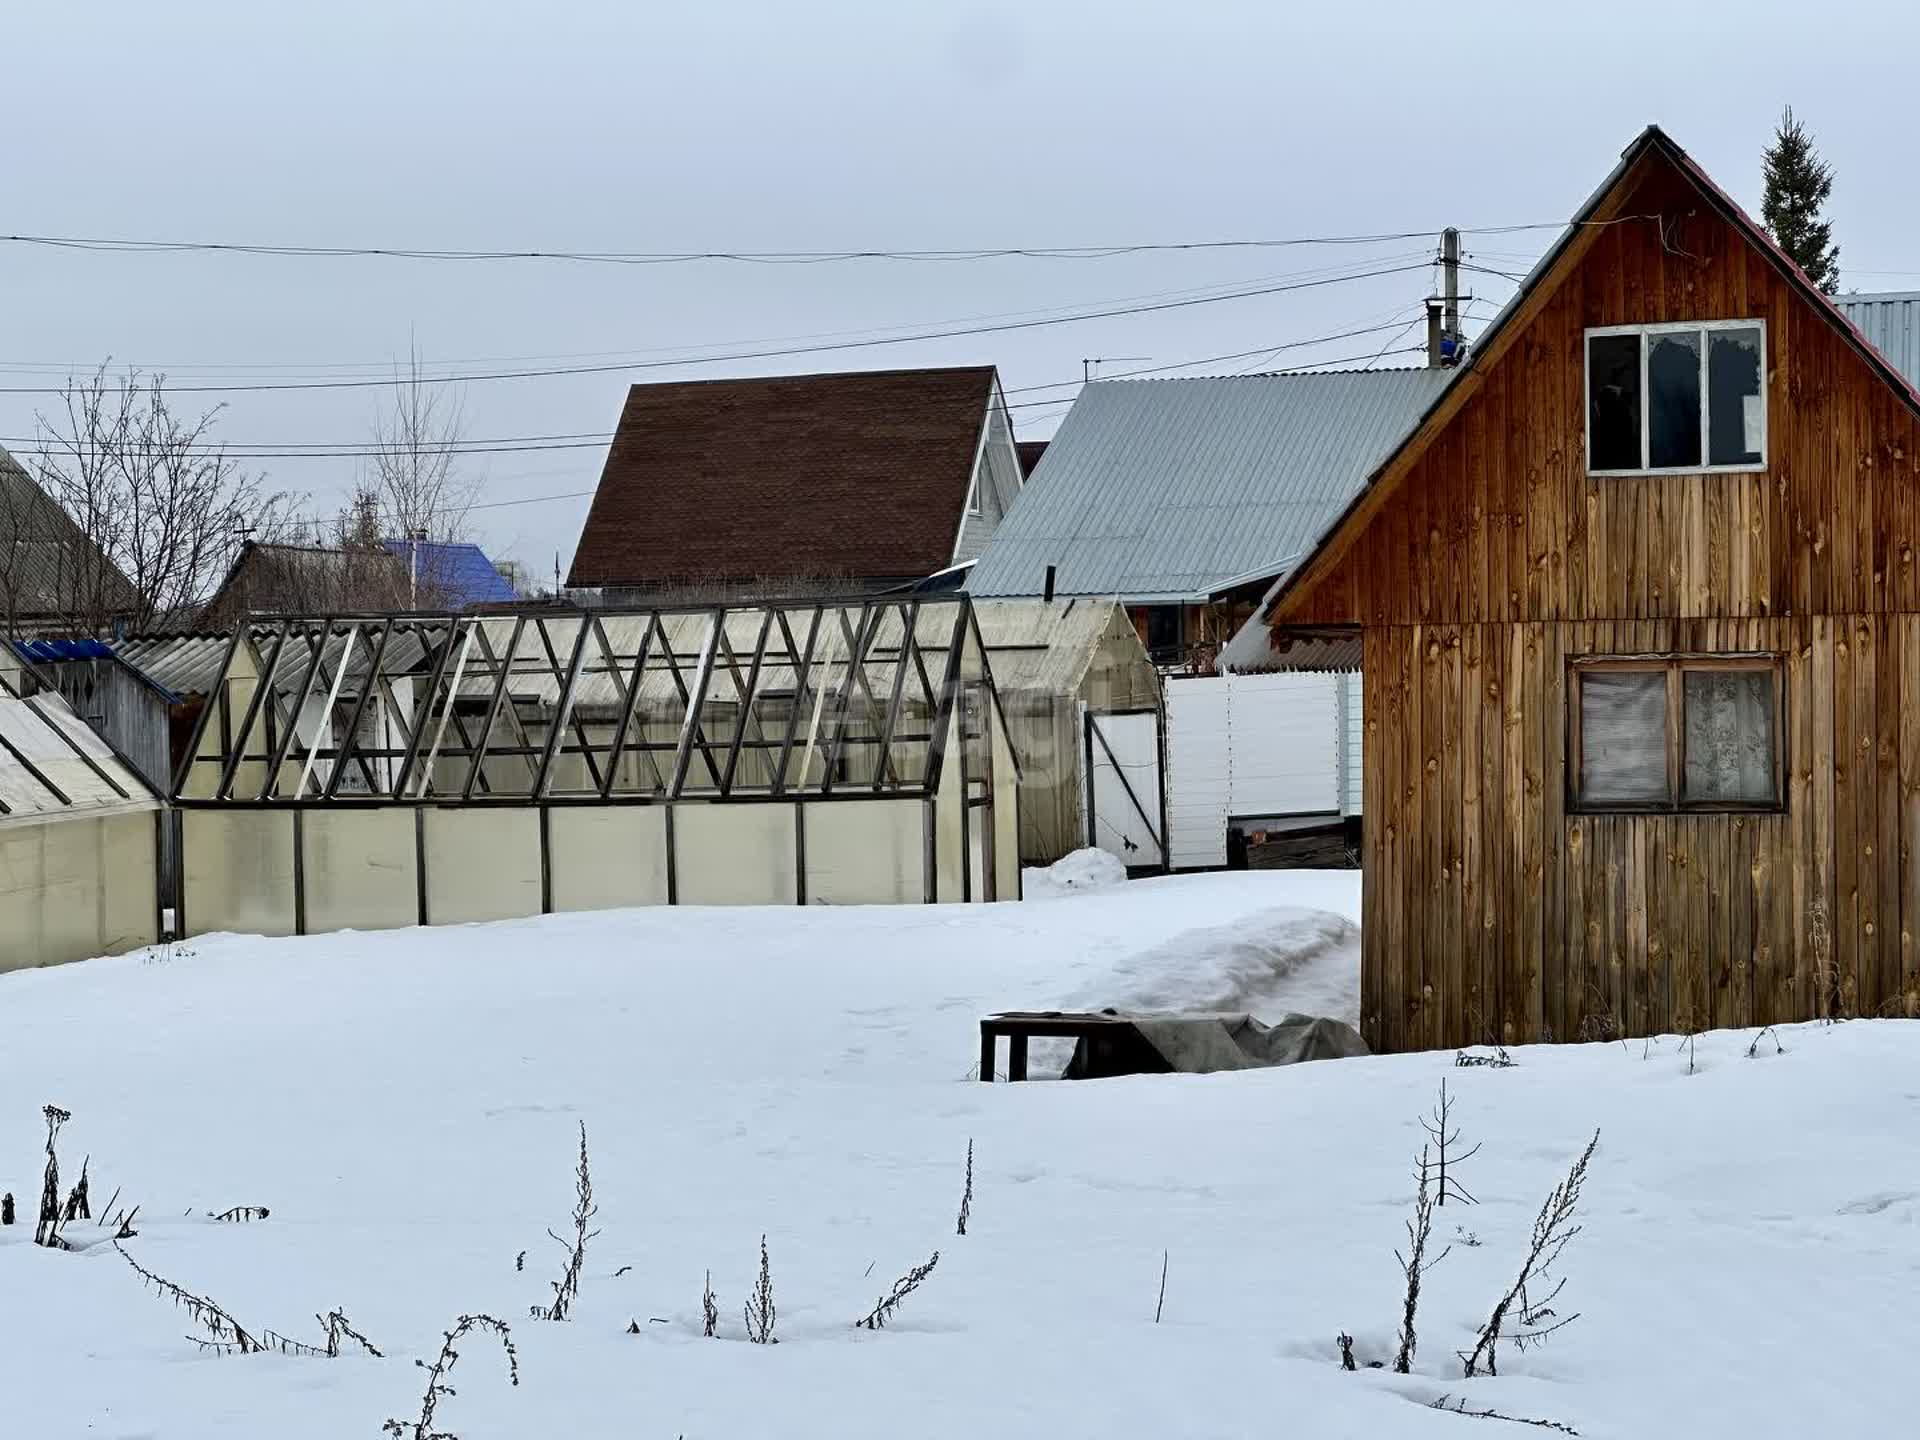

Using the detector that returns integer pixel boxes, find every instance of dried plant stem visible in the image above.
[1155,1250,1168,1323]
[1395,1145,1451,1373]
[744,1236,777,1344]
[855,1252,940,1330]
[382,1314,519,1439]
[956,1138,974,1236]
[702,1270,719,1338]
[1462,1130,1599,1378]
[533,1122,600,1321]
[1430,1395,1579,1433]
[34,1105,71,1248]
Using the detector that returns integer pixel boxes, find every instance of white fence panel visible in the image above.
[1165,672,1342,869]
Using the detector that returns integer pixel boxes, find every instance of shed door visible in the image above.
[1084,709,1165,868]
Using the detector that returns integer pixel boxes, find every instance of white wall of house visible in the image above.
[952,400,1023,565]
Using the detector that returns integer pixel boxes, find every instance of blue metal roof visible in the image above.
[380,539,518,608]
[965,369,1452,602]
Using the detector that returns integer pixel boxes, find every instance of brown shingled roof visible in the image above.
[567,366,997,589]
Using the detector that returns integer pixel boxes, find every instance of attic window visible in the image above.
[1570,655,1783,812]
[1585,322,1765,474]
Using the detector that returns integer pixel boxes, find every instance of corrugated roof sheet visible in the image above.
[965,370,1451,601]
[0,671,158,824]
[380,539,518,608]
[1837,292,1920,388]
[115,624,438,700]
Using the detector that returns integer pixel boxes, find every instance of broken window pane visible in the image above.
[1683,668,1776,804]
[1579,670,1668,804]
[1708,327,1765,466]
[1587,333,1642,471]
[1647,330,1703,468]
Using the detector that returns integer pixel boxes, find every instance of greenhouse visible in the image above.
[169,595,1019,938]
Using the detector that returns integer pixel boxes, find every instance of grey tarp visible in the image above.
[1064,1011,1367,1079]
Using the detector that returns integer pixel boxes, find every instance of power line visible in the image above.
[0,341,1428,470]
[0,218,1627,268]
[0,251,1437,381]
[0,229,1452,267]
[0,262,1431,398]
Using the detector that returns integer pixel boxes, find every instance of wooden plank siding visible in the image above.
[1272,143,1920,1051]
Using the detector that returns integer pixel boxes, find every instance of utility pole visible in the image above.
[1442,227,1461,352]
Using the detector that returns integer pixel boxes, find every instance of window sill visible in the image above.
[1567,803,1786,818]
[1587,463,1767,479]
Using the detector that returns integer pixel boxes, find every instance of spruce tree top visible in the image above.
[1762,107,1840,295]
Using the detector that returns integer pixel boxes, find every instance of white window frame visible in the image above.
[1584,318,1768,477]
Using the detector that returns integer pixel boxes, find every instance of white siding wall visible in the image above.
[1341,671,1364,816]
[952,405,1022,564]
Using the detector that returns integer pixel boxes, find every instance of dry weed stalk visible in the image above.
[855,1251,939,1330]
[115,1241,261,1353]
[1394,1145,1452,1374]
[1461,1130,1599,1378]
[531,1122,600,1321]
[382,1313,519,1440]
[62,1156,92,1223]
[702,1270,719,1338]
[1419,1078,1481,1206]
[1454,1047,1516,1069]
[1431,1394,1579,1432]
[1,1192,13,1226]
[1154,1249,1168,1323]
[320,1309,384,1358]
[744,1236,777,1344]
[34,1105,72,1248]
[210,1205,270,1222]
[956,1138,974,1236]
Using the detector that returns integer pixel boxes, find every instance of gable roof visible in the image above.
[0,448,142,622]
[200,540,413,625]
[567,366,1000,589]
[380,538,518,608]
[965,369,1451,603]
[1257,125,1920,629]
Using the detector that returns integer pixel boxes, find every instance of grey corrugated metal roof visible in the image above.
[1838,292,1920,388]
[965,369,1452,602]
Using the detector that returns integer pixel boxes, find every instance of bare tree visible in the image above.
[366,345,477,608]
[22,366,297,633]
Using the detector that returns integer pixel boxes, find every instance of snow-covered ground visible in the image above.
[2,867,1915,1437]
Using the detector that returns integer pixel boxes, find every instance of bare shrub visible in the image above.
[34,1105,72,1248]
[382,1314,518,1440]
[531,1122,600,1322]
[956,1138,974,1236]
[1394,1145,1452,1374]
[855,1252,939,1331]
[1461,1130,1599,1378]
[744,1236,777,1344]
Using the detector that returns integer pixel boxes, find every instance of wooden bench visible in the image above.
[977,1011,1138,1081]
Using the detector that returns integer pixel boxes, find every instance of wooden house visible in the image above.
[1245,125,1920,1053]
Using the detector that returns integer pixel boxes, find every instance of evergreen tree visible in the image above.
[1761,107,1840,294]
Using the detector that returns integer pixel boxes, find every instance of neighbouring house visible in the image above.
[0,448,143,635]
[381,538,521,608]
[1837,291,1920,386]
[1243,123,1920,1054]
[967,371,1448,670]
[566,366,1024,603]
[971,597,1161,866]
[969,369,1447,868]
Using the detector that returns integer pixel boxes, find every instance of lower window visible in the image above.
[1570,654,1783,812]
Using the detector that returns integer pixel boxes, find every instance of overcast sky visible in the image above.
[5,0,1914,585]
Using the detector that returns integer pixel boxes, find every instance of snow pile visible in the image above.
[2,874,1915,1438]
[1022,845,1130,898]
